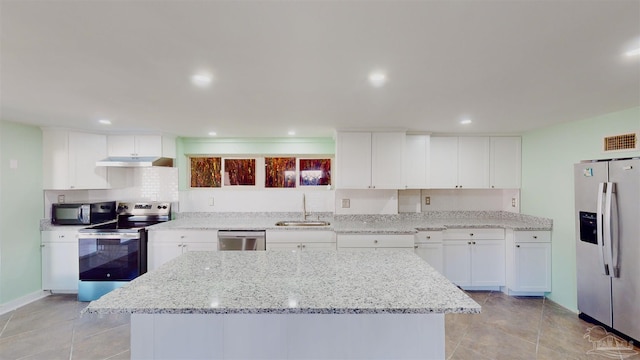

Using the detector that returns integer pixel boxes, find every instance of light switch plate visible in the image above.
[209,197,215,206]
[511,198,517,207]
[58,195,65,203]
[341,199,350,208]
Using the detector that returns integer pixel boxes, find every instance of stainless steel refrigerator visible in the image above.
[574,158,640,342]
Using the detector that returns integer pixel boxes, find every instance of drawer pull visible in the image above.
[467,241,472,245]
[374,240,379,244]
[469,233,474,236]
[533,236,538,239]
[516,245,521,248]
[426,236,431,239]
[472,241,476,245]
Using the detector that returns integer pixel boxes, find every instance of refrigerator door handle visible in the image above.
[604,182,619,278]
[597,182,609,276]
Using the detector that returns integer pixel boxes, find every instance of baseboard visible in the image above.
[0,290,50,315]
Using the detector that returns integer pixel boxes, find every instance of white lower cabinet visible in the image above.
[336,234,414,250]
[149,230,218,271]
[414,231,443,273]
[41,230,79,292]
[506,230,552,294]
[442,228,505,289]
[266,230,336,251]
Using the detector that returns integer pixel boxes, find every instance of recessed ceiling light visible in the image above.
[208,131,217,136]
[288,131,296,136]
[368,71,387,87]
[625,48,640,57]
[191,72,213,87]
[460,119,472,125]
[98,119,111,125]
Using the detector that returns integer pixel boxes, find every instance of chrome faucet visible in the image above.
[302,193,308,220]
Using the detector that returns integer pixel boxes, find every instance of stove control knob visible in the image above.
[162,205,168,209]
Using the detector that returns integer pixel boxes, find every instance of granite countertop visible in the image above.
[84,250,481,315]
[146,211,552,233]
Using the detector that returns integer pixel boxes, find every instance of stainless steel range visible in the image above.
[77,201,171,301]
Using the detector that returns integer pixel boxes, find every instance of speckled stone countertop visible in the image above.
[39,219,88,231]
[84,250,480,315]
[146,211,552,233]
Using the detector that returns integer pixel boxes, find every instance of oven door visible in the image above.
[78,233,142,281]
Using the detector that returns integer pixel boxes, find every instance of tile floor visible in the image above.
[0,291,638,359]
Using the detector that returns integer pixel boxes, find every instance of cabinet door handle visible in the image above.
[516,244,521,248]
[374,240,379,244]
[469,233,474,236]
[467,241,472,245]
[533,236,538,239]
[472,241,476,245]
[41,244,45,248]
[301,244,306,249]
[426,236,431,239]
[297,244,301,248]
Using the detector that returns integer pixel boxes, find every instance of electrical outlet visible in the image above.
[209,197,215,206]
[341,199,350,208]
[511,198,517,207]
[425,196,431,205]
[57,195,65,203]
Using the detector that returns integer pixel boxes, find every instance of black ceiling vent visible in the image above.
[604,132,638,152]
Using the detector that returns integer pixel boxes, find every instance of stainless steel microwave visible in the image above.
[51,201,117,225]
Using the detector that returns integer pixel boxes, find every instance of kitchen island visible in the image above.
[84,249,480,359]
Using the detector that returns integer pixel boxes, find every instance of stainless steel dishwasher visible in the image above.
[217,230,266,251]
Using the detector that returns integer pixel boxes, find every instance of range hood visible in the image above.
[96,156,174,167]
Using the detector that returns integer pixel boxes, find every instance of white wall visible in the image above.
[178,188,334,213]
[398,189,520,213]
[334,189,398,215]
[43,167,179,218]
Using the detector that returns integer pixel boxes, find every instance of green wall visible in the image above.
[0,121,43,304]
[521,107,640,311]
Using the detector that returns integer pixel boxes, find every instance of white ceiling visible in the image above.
[1,1,639,138]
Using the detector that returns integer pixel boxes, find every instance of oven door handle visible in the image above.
[78,233,140,240]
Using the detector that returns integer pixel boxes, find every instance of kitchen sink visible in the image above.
[275,220,331,227]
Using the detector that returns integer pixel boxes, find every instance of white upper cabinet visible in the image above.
[430,137,491,189]
[458,137,490,188]
[429,137,458,188]
[107,135,176,158]
[404,134,430,189]
[336,132,372,189]
[43,129,110,189]
[371,132,405,189]
[336,131,405,189]
[490,137,521,189]
[430,136,520,189]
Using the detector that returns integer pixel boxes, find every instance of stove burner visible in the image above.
[79,201,171,233]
